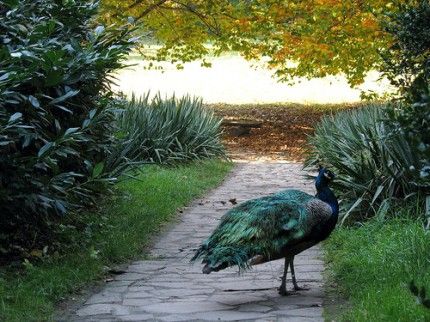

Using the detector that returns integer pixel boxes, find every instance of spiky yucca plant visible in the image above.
[116,94,226,164]
[306,104,421,223]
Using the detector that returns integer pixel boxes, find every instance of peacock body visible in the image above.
[191,167,339,295]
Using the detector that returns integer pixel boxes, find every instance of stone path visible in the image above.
[68,162,324,321]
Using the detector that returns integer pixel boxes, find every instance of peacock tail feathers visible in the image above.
[191,189,330,273]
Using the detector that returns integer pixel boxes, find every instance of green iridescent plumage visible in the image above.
[192,167,339,295]
[192,190,318,271]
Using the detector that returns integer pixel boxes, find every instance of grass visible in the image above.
[0,159,233,322]
[324,205,430,321]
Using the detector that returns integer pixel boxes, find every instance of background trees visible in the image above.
[306,0,430,220]
[100,0,395,85]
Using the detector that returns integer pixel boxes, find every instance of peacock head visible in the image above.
[315,165,335,189]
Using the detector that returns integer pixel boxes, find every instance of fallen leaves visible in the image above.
[211,103,357,161]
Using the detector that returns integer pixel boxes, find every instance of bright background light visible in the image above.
[114,53,393,104]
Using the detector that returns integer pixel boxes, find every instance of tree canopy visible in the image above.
[100,0,401,85]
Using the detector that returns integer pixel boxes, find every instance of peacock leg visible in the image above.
[290,257,310,291]
[278,257,292,296]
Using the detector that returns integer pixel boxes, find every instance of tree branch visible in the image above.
[168,0,221,36]
[133,0,170,19]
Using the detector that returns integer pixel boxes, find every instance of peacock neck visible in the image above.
[316,186,339,218]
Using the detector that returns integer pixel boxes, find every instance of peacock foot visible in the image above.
[278,286,293,296]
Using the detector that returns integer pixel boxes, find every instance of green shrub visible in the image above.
[116,94,226,164]
[0,0,135,259]
[305,104,422,222]
[381,0,430,101]
[380,0,430,185]
[388,95,430,189]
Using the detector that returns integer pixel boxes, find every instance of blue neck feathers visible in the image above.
[315,173,339,217]
[316,187,339,216]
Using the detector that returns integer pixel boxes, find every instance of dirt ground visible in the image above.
[210,103,359,161]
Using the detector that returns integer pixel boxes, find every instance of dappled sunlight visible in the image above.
[114,54,393,104]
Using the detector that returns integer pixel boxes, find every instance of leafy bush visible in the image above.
[381,0,430,101]
[0,0,135,259]
[305,104,422,222]
[116,94,226,164]
[380,1,430,185]
[388,94,430,188]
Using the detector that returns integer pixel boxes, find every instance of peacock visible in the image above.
[191,166,339,296]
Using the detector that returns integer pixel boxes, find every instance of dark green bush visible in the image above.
[0,0,135,259]
[116,94,226,164]
[389,94,430,189]
[380,0,430,185]
[305,104,422,222]
[381,0,430,101]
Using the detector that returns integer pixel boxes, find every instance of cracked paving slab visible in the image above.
[65,162,325,322]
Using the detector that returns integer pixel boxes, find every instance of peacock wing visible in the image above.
[207,190,313,256]
[195,190,318,269]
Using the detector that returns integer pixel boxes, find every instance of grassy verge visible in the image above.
[0,160,233,322]
[324,210,430,321]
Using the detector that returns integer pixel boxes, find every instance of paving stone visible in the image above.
[114,273,146,281]
[76,304,129,317]
[122,298,163,306]
[191,310,269,321]
[275,317,323,322]
[274,306,323,317]
[157,314,198,321]
[292,307,324,317]
[142,301,229,314]
[127,285,155,291]
[75,316,118,322]
[155,288,212,297]
[104,281,134,287]
[209,280,279,291]
[174,295,209,302]
[123,292,154,299]
[210,294,266,306]
[67,162,327,321]
[145,282,208,289]
[103,286,130,293]
[272,296,323,307]
[86,293,123,304]
[117,314,154,321]
[237,303,273,313]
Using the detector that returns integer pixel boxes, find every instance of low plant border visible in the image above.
[323,206,430,321]
[0,160,233,322]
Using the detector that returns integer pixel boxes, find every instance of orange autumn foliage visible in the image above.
[100,0,404,85]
